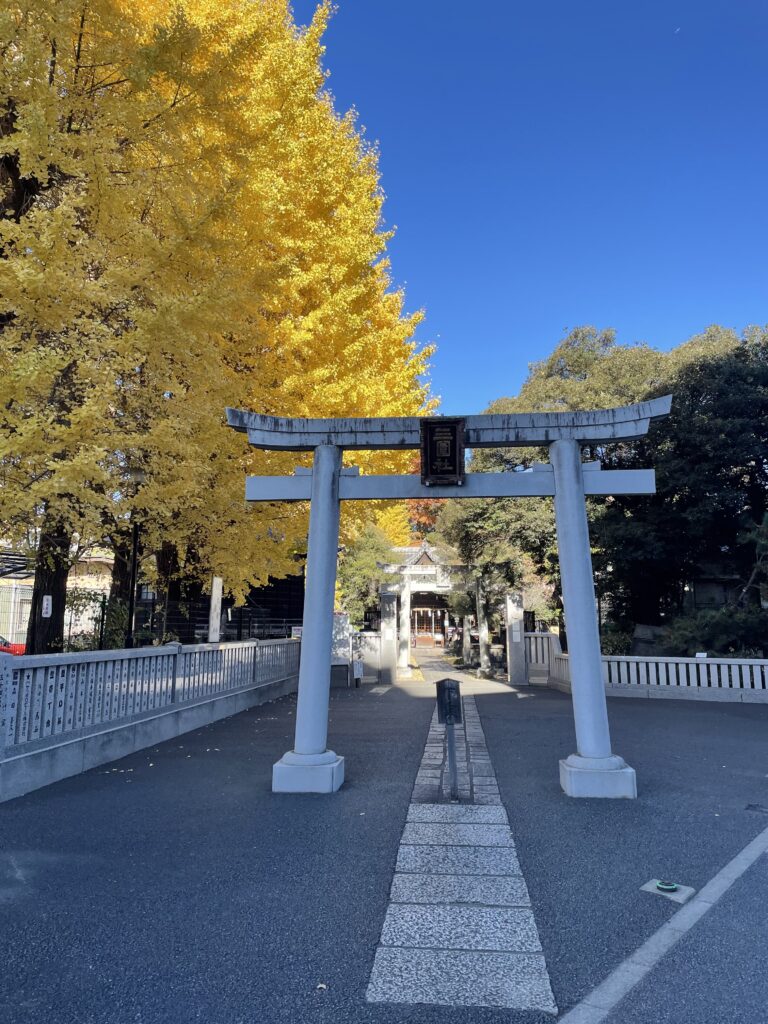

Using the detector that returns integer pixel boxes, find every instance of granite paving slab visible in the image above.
[389,872,531,907]
[406,802,507,823]
[396,843,522,876]
[380,904,542,951]
[366,948,557,1011]
[401,822,514,847]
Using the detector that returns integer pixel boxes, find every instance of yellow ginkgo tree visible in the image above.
[0,0,431,652]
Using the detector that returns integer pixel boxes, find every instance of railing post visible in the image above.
[170,642,183,704]
[252,640,260,685]
[0,653,13,759]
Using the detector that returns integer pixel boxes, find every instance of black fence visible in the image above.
[134,596,301,646]
[5,590,301,654]
[6,570,306,653]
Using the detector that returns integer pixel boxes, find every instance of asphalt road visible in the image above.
[1,679,533,1024]
[474,682,768,1018]
[2,664,768,1024]
[419,654,768,1023]
[603,852,768,1024]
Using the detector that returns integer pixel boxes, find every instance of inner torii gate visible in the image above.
[227,396,671,799]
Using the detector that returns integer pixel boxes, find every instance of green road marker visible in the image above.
[656,880,679,893]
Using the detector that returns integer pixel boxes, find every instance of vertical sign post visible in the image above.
[436,678,463,802]
[208,576,223,643]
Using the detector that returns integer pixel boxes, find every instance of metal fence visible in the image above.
[0,584,33,646]
[1,639,300,753]
[0,581,302,653]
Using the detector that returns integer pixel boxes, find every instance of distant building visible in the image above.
[0,547,112,648]
[379,541,468,647]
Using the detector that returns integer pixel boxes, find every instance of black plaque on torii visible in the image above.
[420,417,466,486]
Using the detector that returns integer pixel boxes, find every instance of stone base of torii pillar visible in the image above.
[559,754,636,798]
[273,750,345,794]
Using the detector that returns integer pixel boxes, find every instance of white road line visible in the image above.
[559,824,768,1024]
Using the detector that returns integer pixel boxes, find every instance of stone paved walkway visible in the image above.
[411,697,501,804]
[366,659,556,1013]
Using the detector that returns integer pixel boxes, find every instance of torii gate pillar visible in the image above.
[551,439,636,797]
[272,444,345,793]
[397,581,412,678]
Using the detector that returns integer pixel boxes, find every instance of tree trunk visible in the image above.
[462,615,472,665]
[104,533,132,648]
[155,541,180,639]
[475,580,492,676]
[25,519,71,654]
[109,535,132,602]
[553,584,567,653]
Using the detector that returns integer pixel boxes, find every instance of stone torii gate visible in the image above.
[227,396,671,799]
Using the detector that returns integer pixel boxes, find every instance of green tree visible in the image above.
[436,324,768,654]
[337,524,396,627]
[436,500,527,607]
[659,607,768,658]
[454,326,664,632]
[593,327,768,626]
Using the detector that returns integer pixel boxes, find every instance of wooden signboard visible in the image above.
[420,417,466,486]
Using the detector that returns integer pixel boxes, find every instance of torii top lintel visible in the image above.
[225,396,672,452]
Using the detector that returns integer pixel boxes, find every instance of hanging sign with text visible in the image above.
[420,417,466,486]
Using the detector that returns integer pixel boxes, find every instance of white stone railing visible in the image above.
[176,640,299,706]
[525,632,768,703]
[524,632,553,678]
[1,639,300,751]
[3,645,178,749]
[0,640,300,801]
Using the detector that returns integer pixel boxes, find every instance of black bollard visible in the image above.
[436,678,463,802]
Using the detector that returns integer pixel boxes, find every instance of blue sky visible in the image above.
[291,1,767,414]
